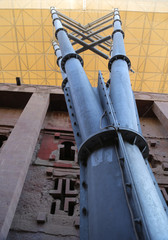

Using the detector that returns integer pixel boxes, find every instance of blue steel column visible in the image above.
[52,41,68,89]
[52,41,67,79]
[109,9,138,131]
[51,7,138,240]
[109,8,168,239]
[51,7,104,141]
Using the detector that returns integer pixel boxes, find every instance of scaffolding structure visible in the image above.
[51,7,168,239]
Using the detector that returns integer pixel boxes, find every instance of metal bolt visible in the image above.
[82,160,87,167]
[82,207,87,216]
[134,218,142,225]
[82,181,87,189]
[125,183,132,188]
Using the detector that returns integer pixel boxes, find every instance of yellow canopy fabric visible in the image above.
[0,1,168,93]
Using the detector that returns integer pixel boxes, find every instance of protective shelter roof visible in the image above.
[0,0,168,93]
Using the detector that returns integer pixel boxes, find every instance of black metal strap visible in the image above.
[55,28,68,40]
[113,19,122,26]
[114,13,120,18]
[112,29,125,39]
[52,41,57,46]
[106,79,110,88]
[61,53,84,73]
[62,77,68,90]
[50,9,56,15]
[78,128,148,165]
[51,10,58,18]
[52,17,60,26]
[54,47,60,55]
[108,54,131,71]
[57,56,62,67]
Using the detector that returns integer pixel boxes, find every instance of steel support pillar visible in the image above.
[108,8,168,239]
[51,7,106,141]
[51,7,138,240]
[51,7,168,240]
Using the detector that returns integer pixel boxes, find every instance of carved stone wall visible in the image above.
[0,85,167,239]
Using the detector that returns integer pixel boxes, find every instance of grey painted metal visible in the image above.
[132,91,142,134]
[59,14,113,34]
[145,159,168,215]
[58,9,113,43]
[85,24,113,38]
[109,8,168,239]
[86,17,113,32]
[51,8,138,240]
[51,7,168,240]
[71,28,111,47]
[109,10,138,131]
[97,70,118,128]
[64,85,82,148]
[52,41,82,147]
[59,16,85,33]
[117,132,150,239]
[51,7,105,141]
[72,37,110,52]
[62,22,86,37]
[57,12,85,30]
[76,35,111,54]
[132,92,167,212]
[68,34,110,59]
[65,23,111,51]
[52,41,67,80]
[84,12,113,28]
[67,24,111,48]
[57,10,112,48]
[84,146,137,240]
[57,11,81,25]
[92,34,111,46]
[82,35,111,47]
[125,142,168,239]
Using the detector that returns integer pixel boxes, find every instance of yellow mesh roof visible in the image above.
[0,0,168,12]
[0,0,168,93]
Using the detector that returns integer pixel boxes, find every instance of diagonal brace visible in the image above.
[76,36,111,54]
[68,34,110,59]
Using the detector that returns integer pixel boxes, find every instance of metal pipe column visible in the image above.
[52,41,68,89]
[51,7,138,240]
[51,7,105,141]
[109,9,138,131]
[52,41,67,80]
[109,8,168,239]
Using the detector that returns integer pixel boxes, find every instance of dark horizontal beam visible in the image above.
[59,17,85,32]
[68,34,110,59]
[86,24,113,38]
[86,18,113,32]
[77,35,111,54]
[83,11,114,28]
[63,22,111,51]
[62,22,86,38]
[57,11,84,28]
